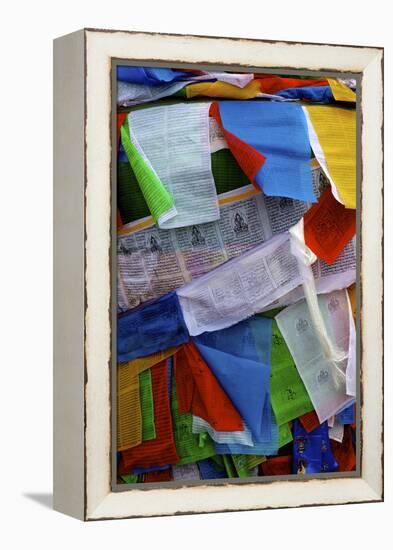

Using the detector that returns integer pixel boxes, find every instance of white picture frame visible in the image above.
[53,28,383,521]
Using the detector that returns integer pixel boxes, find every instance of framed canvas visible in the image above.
[53,28,383,521]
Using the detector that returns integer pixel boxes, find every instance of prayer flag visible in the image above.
[218,101,315,202]
[276,290,354,423]
[174,342,244,432]
[304,187,356,265]
[270,320,314,425]
[260,455,292,476]
[171,376,216,465]
[305,105,356,209]
[194,342,270,441]
[119,360,179,472]
[139,369,156,441]
[117,291,189,362]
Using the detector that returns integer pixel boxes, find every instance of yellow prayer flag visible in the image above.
[306,105,356,209]
[117,345,182,451]
[117,370,142,451]
[327,78,356,103]
[185,79,261,100]
[119,345,181,377]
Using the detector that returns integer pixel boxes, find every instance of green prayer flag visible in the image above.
[172,88,187,98]
[231,454,267,477]
[211,148,250,196]
[210,454,226,472]
[118,148,251,225]
[278,422,293,448]
[270,321,314,425]
[231,454,254,477]
[232,455,266,477]
[245,455,266,470]
[171,380,216,465]
[256,307,284,319]
[139,369,156,441]
[121,120,176,225]
[121,474,139,484]
[222,455,237,478]
[118,160,151,223]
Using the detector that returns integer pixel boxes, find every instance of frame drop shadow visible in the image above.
[23,492,53,509]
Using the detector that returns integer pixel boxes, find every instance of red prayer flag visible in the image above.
[117,209,123,229]
[254,75,328,94]
[117,112,127,144]
[174,341,244,432]
[119,360,179,473]
[298,410,320,433]
[304,187,356,265]
[260,455,292,476]
[330,426,356,472]
[173,347,195,414]
[143,469,172,483]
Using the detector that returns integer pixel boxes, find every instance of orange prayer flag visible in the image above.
[304,187,356,265]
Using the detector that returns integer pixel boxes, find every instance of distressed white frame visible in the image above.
[54,29,383,521]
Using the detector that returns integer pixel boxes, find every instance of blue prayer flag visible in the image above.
[197,458,227,480]
[117,291,189,362]
[337,403,355,425]
[195,316,272,364]
[218,101,316,202]
[194,343,270,442]
[117,66,189,86]
[292,420,338,474]
[193,317,272,441]
[276,86,334,103]
[214,406,279,456]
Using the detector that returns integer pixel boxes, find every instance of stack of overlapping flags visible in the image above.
[116,65,357,483]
